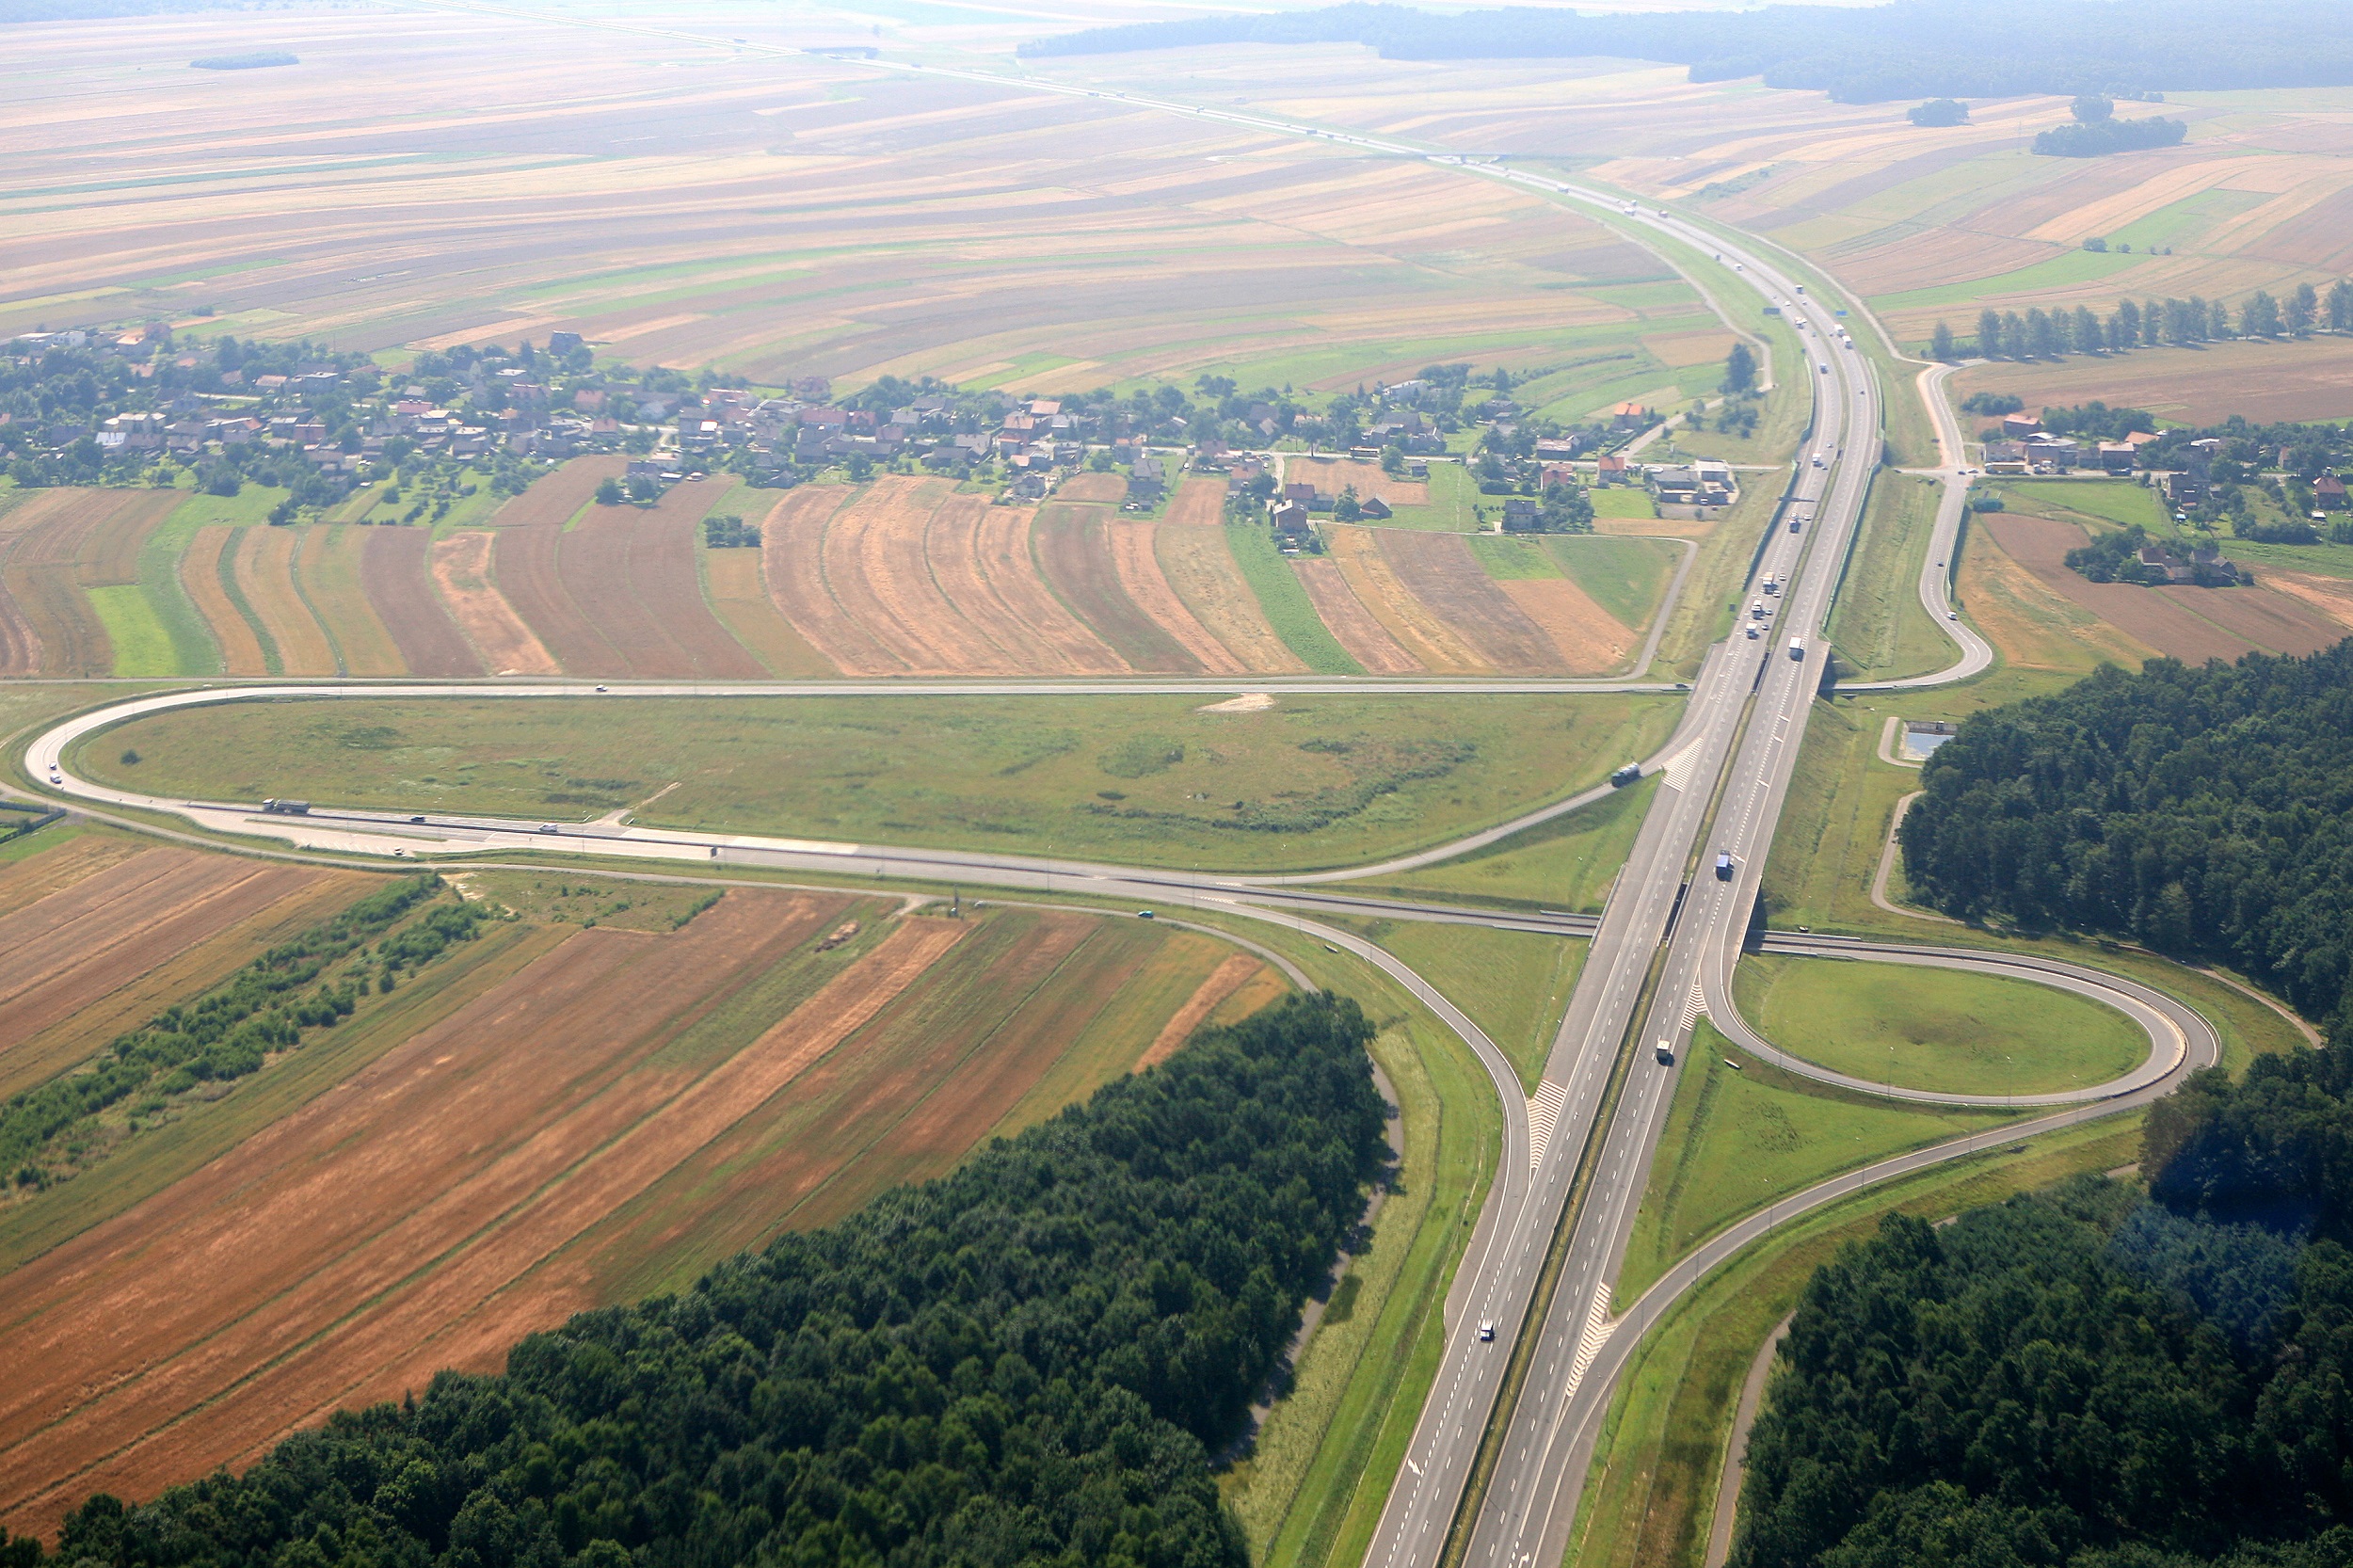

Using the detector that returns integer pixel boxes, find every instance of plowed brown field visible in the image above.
[180,526,265,676]
[558,481,761,679]
[492,520,618,672]
[0,490,117,675]
[761,486,902,673]
[427,532,551,675]
[1378,531,1562,673]
[1328,525,1485,671]
[1155,524,1305,673]
[1034,504,1201,672]
[2263,568,2353,635]
[234,527,336,675]
[486,455,628,528]
[1163,475,1227,527]
[0,848,353,1101]
[298,527,406,676]
[1987,515,2342,663]
[1293,557,1421,673]
[72,490,181,588]
[364,527,484,676]
[704,548,835,676]
[1056,472,1128,504]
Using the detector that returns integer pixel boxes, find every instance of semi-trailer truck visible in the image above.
[261,798,310,815]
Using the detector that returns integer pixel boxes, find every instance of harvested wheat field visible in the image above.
[232,527,337,676]
[484,455,628,529]
[1949,338,2353,426]
[1293,557,1423,674]
[0,489,149,676]
[1155,521,1308,674]
[490,518,621,673]
[297,527,406,676]
[180,526,265,676]
[0,838,363,1102]
[1033,503,1203,672]
[924,492,1117,675]
[1163,475,1228,527]
[1055,472,1129,504]
[702,547,832,677]
[1326,525,1487,672]
[1983,515,2343,663]
[1376,531,1591,674]
[0,891,1274,1537]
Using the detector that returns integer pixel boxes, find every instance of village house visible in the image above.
[2316,474,2348,511]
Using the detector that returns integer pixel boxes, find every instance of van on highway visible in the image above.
[1715,852,1735,880]
[1763,574,1780,594]
[1656,1040,1676,1065]
[1750,600,1767,618]
[1788,637,1807,661]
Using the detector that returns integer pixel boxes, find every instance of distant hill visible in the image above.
[1018,0,2353,104]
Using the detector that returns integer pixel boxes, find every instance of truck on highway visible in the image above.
[1656,1040,1676,1065]
[1763,573,1780,594]
[1788,637,1806,660]
[1715,851,1735,880]
[1750,599,1767,619]
[1611,762,1641,787]
[261,798,310,815]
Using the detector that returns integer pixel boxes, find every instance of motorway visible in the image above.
[27,20,2223,1568]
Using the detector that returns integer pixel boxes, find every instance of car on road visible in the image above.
[1479,1320,1496,1341]
[1949,610,1960,619]
[47,770,62,784]
[595,684,608,693]
[537,824,559,834]
[1137,909,1155,920]
[410,814,426,824]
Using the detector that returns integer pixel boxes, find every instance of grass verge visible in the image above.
[1824,472,1948,680]
[1368,773,1657,915]
[1328,917,1585,1094]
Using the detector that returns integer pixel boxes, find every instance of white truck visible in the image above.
[1788,637,1806,661]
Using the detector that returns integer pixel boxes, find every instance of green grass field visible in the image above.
[138,511,222,675]
[1551,536,1680,630]
[1375,462,1479,532]
[1225,526,1366,675]
[1589,488,1658,520]
[2000,478,2169,530]
[1736,953,2149,1096]
[1341,919,1585,1093]
[77,692,1682,873]
[84,585,175,677]
[1614,1022,2024,1306]
[1825,473,1951,680]
[1363,772,1657,914]
[1870,246,2146,313]
[165,486,291,529]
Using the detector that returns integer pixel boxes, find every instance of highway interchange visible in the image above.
[24,29,2231,1568]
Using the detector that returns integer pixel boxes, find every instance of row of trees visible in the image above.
[1733,1040,2353,1568]
[8,993,1390,1568]
[1932,280,2353,361]
[1899,642,2353,1037]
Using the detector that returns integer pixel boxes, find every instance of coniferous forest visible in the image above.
[1732,1045,2353,1568]
[0,994,1389,1568]
[1901,642,2353,1040]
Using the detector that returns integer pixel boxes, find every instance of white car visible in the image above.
[1948,611,1960,620]
[1479,1320,1496,1342]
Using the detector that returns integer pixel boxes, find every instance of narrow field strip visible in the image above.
[72,491,181,589]
[1378,531,1563,673]
[982,504,1126,672]
[1326,525,1489,672]
[826,476,986,673]
[1500,577,1637,673]
[1136,952,1268,1072]
[425,532,547,675]
[361,527,481,676]
[1033,504,1202,673]
[299,526,407,675]
[1293,557,1422,673]
[489,523,614,671]
[703,547,836,676]
[558,507,703,678]
[178,526,266,675]
[2,492,117,676]
[925,492,1070,675]
[760,486,905,673]
[1155,521,1308,674]
[485,455,627,530]
[233,527,338,676]
[616,481,765,679]
[1108,517,1247,673]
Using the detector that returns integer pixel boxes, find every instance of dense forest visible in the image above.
[1733,1044,2353,1568]
[1900,644,2353,1039]
[1022,0,2353,103]
[0,993,1389,1568]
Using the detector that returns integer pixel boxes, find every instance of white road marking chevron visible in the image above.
[1527,1079,1568,1172]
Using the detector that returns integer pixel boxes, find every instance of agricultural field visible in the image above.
[1,9,1718,396]
[0,852,1284,1538]
[76,690,1683,872]
[1733,953,2149,1096]
[0,465,1681,680]
[1970,496,2348,664]
[1030,48,2353,419]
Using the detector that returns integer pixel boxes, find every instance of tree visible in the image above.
[1977,308,2003,358]
[2116,296,2142,348]
[2242,290,2282,338]
[2073,305,2102,353]
[625,473,659,503]
[1380,444,1407,476]
[1723,341,1757,392]
[2073,92,2115,120]
[594,477,624,505]
[1929,320,1955,360]
[1907,98,1969,126]
[2208,296,2233,339]
[1334,483,1362,522]
[2331,280,2353,333]
[2001,312,2028,360]
[2141,298,2164,346]
[2026,307,2058,358]
[2287,281,2318,337]
[1538,481,1594,534]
